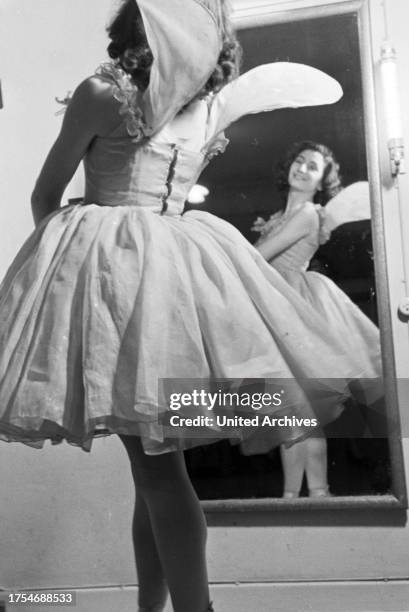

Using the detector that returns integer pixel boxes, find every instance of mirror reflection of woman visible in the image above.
[253,141,381,498]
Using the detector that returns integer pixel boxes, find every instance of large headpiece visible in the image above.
[136,0,225,131]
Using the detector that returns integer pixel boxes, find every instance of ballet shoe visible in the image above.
[308,486,331,497]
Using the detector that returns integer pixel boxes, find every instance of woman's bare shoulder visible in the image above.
[303,201,319,214]
[66,75,123,136]
[288,202,319,222]
[299,201,320,224]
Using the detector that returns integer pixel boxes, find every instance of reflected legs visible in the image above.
[280,434,330,497]
[280,440,307,498]
[305,437,330,496]
[120,435,210,612]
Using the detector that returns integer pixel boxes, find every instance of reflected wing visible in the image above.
[323,182,371,232]
[137,0,222,135]
[205,62,343,144]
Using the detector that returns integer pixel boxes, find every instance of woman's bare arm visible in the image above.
[31,77,119,226]
[256,205,317,261]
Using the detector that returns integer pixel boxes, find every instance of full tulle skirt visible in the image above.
[0,205,382,453]
[240,263,383,455]
[276,267,380,370]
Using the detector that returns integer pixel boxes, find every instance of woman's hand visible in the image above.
[251,216,267,232]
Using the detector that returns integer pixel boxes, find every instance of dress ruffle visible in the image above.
[96,63,147,139]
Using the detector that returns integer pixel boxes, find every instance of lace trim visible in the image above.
[252,211,284,242]
[204,134,230,161]
[95,62,147,139]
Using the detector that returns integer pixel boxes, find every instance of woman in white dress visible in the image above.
[252,141,381,498]
[0,2,356,610]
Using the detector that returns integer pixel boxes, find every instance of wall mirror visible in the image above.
[184,0,407,511]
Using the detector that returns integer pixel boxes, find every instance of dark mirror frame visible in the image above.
[201,0,407,514]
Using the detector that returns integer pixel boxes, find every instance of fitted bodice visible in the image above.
[81,61,229,216]
[271,232,319,273]
[83,133,207,216]
[257,209,321,273]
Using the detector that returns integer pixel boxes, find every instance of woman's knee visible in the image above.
[306,436,327,460]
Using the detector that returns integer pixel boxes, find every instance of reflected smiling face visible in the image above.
[288,149,325,197]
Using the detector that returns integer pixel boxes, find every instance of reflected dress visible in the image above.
[256,204,381,369]
[0,0,381,454]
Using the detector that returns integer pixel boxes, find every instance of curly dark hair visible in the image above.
[107,0,241,96]
[275,140,342,206]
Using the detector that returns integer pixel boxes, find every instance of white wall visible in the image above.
[0,0,114,277]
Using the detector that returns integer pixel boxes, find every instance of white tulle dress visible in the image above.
[0,0,381,454]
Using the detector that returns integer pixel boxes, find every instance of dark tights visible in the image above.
[119,435,210,612]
